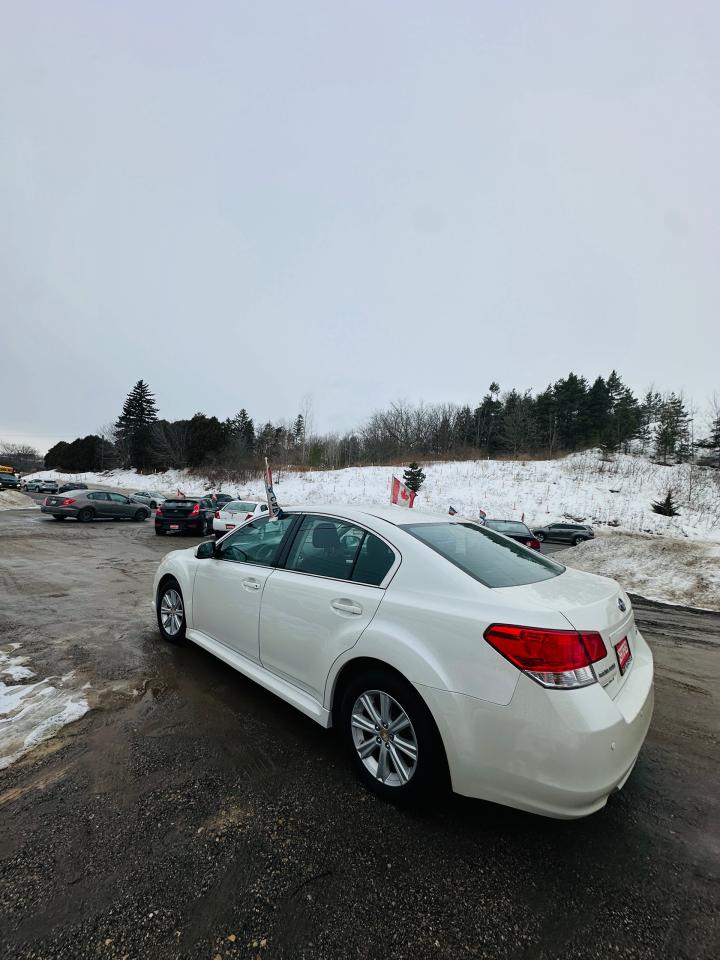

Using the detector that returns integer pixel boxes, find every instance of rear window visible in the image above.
[400,522,564,588]
[485,521,532,536]
[225,501,259,511]
[164,498,199,506]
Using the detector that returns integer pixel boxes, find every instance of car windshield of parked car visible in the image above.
[400,522,564,588]
[485,520,532,536]
[226,501,259,512]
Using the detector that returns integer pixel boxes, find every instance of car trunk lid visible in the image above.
[494,567,636,698]
[162,500,199,517]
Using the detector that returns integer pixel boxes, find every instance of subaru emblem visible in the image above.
[617,597,626,613]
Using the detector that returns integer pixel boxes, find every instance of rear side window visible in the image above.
[351,533,396,586]
[400,522,564,588]
[285,516,364,580]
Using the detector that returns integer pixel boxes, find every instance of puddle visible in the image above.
[0,645,90,769]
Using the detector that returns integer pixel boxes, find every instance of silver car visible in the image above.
[41,490,151,523]
[131,490,167,509]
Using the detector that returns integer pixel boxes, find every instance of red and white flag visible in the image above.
[390,476,416,508]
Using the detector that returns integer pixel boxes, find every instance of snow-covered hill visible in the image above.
[22,452,720,542]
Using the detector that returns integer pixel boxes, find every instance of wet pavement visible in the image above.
[0,508,718,959]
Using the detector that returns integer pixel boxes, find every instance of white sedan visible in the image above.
[212,499,268,537]
[152,505,653,818]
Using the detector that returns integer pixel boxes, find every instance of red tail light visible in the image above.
[214,510,220,519]
[191,502,200,515]
[483,624,607,689]
[156,505,163,516]
[528,538,541,550]
[61,498,76,506]
[43,497,49,506]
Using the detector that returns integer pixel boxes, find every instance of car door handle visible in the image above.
[242,578,261,591]
[331,599,363,616]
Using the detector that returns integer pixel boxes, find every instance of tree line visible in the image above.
[41,374,720,475]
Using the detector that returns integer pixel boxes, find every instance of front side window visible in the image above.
[108,493,129,503]
[218,514,296,565]
[285,516,367,580]
[401,522,564,588]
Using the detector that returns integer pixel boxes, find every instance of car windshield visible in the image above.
[225,501,258,512]
[485,520,532,536]
[400,521,564,588]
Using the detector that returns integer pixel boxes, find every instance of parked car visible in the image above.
[58,482,88,493]
[532,522,595,546]
[131,490,167,509]
[154,496,215,536]
[483,519,541,550]
[213,499,269,537]
[211,493,235,508]
[153,504,653,818]
[0,473,20,490]
[37,480,59,494]
[41,490,151,522]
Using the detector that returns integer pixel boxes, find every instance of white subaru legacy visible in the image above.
[153,505,653,818]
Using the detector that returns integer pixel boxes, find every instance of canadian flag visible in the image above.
[390,476,416,508]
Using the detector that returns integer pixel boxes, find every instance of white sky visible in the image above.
[1,1,719,454]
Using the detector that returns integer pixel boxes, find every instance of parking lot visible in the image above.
[1,504,719,960]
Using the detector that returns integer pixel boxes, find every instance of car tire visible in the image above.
[156,579,186,643]
[149,501,157,509]
[134,509,147,522]
[572,535,586,546]
[77,507,94,523]
[339,668,448,805]
[535,532,545,542]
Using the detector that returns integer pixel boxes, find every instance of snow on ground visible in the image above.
[0,490,39,511]
[0,645,90,769]
[24,452,720,541]
[21,453,720,607]
[566,532,720,612]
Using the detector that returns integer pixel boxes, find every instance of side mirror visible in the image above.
[196,541,216,560]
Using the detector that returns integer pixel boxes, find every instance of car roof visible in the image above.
[278,503,458,526]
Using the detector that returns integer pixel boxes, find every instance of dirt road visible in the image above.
[0,509,718,959]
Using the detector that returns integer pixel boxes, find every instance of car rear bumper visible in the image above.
[416,629,654,819]
[155,518,205,534]
[40,505,79,517]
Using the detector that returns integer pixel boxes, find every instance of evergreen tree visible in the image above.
[186,413,227,467]
[115,380,159,470]
[403,462,426,493]
[654,393,689,464]
[586,377,612,444]
[651,488,680,517]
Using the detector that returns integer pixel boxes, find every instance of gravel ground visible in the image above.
[0,509,718,960]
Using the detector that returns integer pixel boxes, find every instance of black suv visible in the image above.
[531,522,594,546]
[0,473,20,490]
[155,496,215,536]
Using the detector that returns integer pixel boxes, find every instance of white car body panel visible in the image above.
[152,503,654,818]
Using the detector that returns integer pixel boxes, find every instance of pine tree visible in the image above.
[403,462,426,493]
[654,393,689,464]
[115,380,159,470]
[651,488,680,517]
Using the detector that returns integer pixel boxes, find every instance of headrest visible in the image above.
[312,523,341,549]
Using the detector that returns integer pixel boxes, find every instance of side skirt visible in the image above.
[185,629,331,728]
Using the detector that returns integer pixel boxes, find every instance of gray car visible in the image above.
[41,489,151,523]
[531,522,594,546]
[131,490,167,509]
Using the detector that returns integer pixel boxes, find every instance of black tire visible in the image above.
[156,578,186,643]
[77,507,94,523]
[535,532,545,542]
[339,668,448,805]
[572,535,586,546]
[149,501,157,509]
[155,527,165,536]
[52,515,67,521]
[134,509,147,522]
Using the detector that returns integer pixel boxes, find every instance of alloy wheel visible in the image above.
[350,690,418,787]
[160,588,184,637]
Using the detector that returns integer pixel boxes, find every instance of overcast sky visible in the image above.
[2,1,719,454]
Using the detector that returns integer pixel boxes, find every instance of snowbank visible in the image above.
[23,452,720,541]
[0,490,38,511]
[0,645,89,769]
[565,533,720,612]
